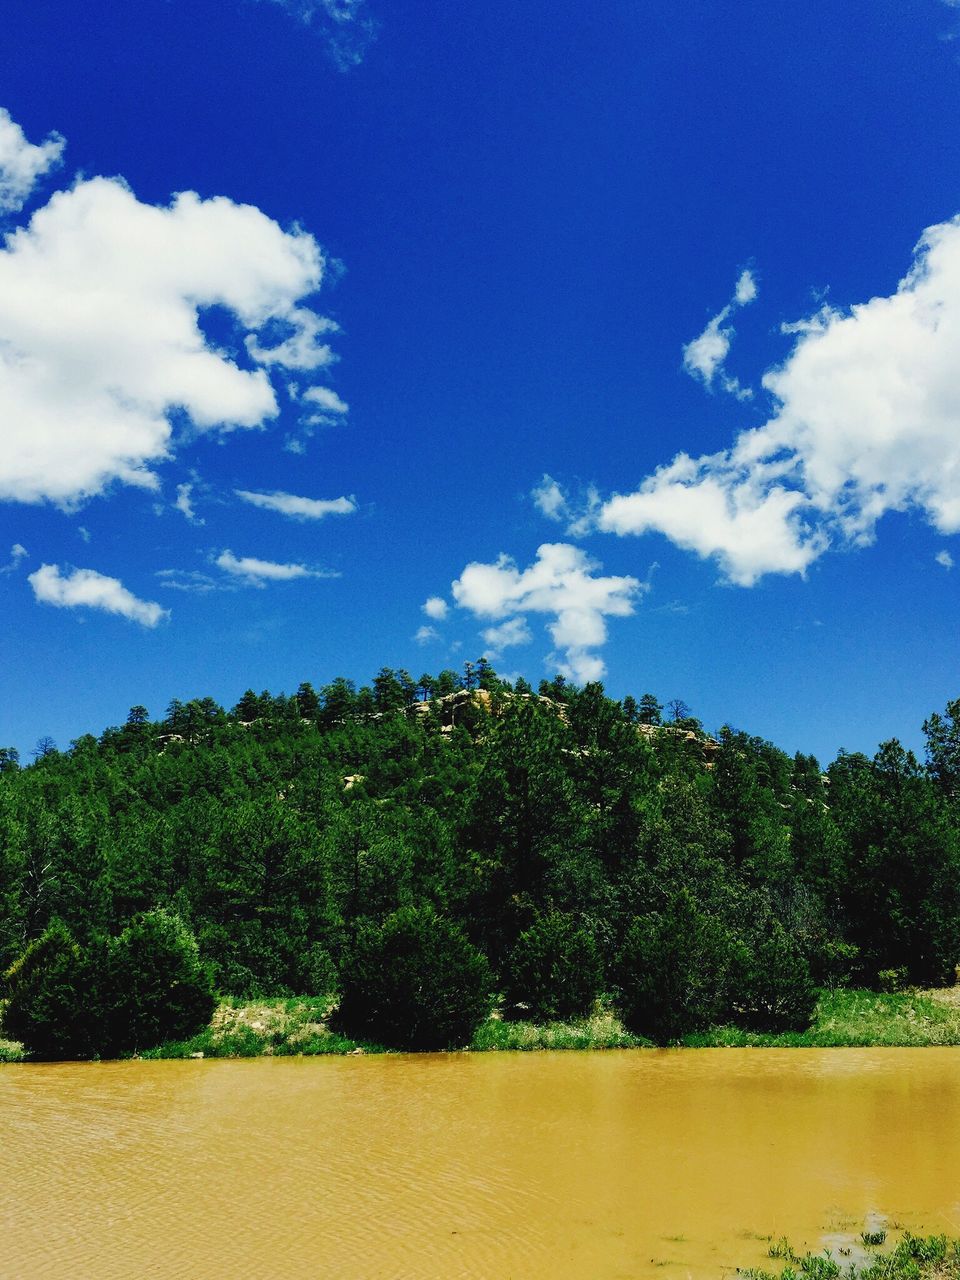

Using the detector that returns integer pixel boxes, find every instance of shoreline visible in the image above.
[5,985,960,1062]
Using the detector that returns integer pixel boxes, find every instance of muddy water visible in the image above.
[2,1049,960,1279]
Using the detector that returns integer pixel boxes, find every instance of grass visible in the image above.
[139,996,384,1059]
[471,1008,645,1051]
[0,1037,25,1062]
[7,985,960,1061]
[682,987,960,1048]
[740,1233,960,1280]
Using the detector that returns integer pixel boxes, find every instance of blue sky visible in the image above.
[2,0,960,764]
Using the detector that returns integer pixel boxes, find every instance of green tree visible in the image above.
[615,890,741,1043]
[335,905,493,1050]
[504,911,601,1022]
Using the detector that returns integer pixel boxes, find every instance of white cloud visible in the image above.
[530,474,601,536]
[451,542,643,684]
[235,489,356,519]
[174,482,202,524]
[414,624,439,644]
[29,564,168,627]
[0,111,338,508]
[245,308,338,371]
[215,549,338,586]
[682,267,758,400]
[532,475,568,521]
[422,595,449,621]
[156,568,222,594]
[0,542,27,574]
[734,269,758,306]
[253,0,378,70]
[936,550,954,569]
[0,109,64,214]
[481,616,533,654]
[600,216,960,585]
[302,385,349,416]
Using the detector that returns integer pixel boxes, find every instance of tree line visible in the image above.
[3,665,960,1055]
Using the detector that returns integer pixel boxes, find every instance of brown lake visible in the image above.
[2,1048,960,1278]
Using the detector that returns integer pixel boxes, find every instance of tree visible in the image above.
[335,905,493,1050]
[295,682,320,719]
[615,890,741,1043]
[0,747,20,774]
[504,912,602,1022]
[637,693,662,726]
[2,923,101,1059]
[103,910,215,1055]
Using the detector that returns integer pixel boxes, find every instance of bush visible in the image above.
[504,912,602,1022]
[2,912,214,1059]
[103,910,216,1055]
[736,919,817,1032]
[2,922,101,1059]
[615,890,741,1043]
[335,905,493,1050]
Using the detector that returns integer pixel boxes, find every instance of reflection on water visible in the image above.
[2,1049,960,1278]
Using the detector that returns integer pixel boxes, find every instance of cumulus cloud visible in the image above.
[0,542,27,574]
[0,111,339,508]
[451,542,643,684]
[0,109,64,214]
[253,0,378,70]
[937,550,954,569]
[422,595,449,621]
[599,217,960,585]
[29,564,168,626]
[235,489,356,519]
[215,549,338,586]
[682,267,757,400]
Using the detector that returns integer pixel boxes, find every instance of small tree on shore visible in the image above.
[335,904,493,1050]
[504,911,602,1022]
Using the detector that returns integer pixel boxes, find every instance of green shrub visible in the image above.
[877,966,909,993]
[614,890,742,1043]
[504,912,602,1022]
[1,923,101,1060]
[737,920,817,1032]
[335,905,493,1050]
[2,912,214,1059]
[103,910,216,1055]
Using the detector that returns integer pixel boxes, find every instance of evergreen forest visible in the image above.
[3,661,960,1056]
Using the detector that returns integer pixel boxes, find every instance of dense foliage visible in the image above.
[335,904,493,1050]
[3,910,214,1058]
[2,666,959,1053]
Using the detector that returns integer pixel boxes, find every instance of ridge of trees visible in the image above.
[2,667,960,1054]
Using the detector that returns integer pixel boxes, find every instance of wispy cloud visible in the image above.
[29,564,168,627]
[0,542,27,574]
[215,549,339,586]
[235,489,356,519]
[414,624,439,644]
[531,474,601,537]
[251,0,378,70]
[0,108,63,214]
[174,482,203,524]
[937,550,954,570]
[682,267,758,400]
